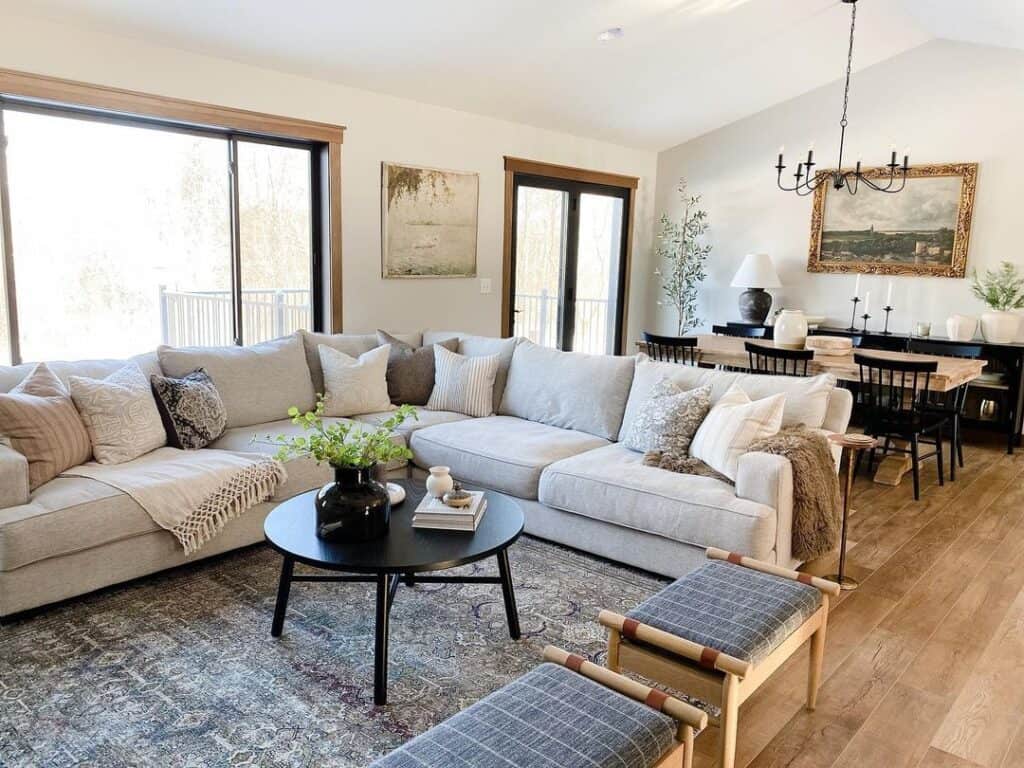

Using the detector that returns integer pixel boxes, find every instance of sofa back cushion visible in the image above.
[0,352,161,394]
[423,331,518,409]
[158,333,314,429]
[300,330,422,395]
[499,340,636,440]
[619,356,836,441]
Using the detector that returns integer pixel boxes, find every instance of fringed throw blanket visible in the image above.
[644,425,841,561]
[62,447,286,555]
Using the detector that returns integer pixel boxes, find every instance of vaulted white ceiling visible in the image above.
[3,0,1016,150]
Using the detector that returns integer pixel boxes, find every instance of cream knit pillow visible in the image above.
[318,344,393,417]
[690,384,785,481]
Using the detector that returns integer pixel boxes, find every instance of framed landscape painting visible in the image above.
[381,162,479,278]
[807,162,978,278]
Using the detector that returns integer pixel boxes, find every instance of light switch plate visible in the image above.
[479,278,493,294]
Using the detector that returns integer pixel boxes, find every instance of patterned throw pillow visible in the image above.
[0,362,93,489]
[426,346,500,418]
[690,384,785,481]
[150,368,227,449]
[318,344,393,417]
[624,379,711,456]
[69,363,167,464]
[376,330,458,406]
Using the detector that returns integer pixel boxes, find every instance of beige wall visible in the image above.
[0,12,658,344]
[651,40,1024,342]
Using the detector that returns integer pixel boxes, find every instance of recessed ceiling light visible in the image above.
[597,27,624,41]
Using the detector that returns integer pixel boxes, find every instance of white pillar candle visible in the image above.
[864,290,871,316]
[886,280,894,307]
[854,274,861,298]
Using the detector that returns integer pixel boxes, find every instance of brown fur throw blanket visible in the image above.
[644,425,840,561]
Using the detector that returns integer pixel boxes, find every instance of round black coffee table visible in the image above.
[264,477,524,705]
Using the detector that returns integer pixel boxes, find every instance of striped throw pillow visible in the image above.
[690,384,785,480]
[426,346,500,418]
[0,362,92,489]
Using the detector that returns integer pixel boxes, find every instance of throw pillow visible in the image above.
[426,345,500,418]
[623,379,712,456]
[690,384,785,481]
[318,344,393,417]
[69,363,167,464]
[376,330,458,406]
[0,362,92,489]
[150,368,228,450]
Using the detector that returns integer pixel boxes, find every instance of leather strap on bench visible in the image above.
[621,617,641,640]
[698,647,721,670]
[565,653,586,673]
[645,688,669,712]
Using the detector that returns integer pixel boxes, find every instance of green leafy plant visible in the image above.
[264,398,417,468]
[971,261,1024,312]
[656,179,710,335]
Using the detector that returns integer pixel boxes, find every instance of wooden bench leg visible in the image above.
[719,673,740,768]
[607,627,622,673]
[808,602,829,711]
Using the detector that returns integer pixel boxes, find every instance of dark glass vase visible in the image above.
[315,464,390,542]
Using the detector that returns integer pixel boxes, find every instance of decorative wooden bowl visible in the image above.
[805,335,853,356]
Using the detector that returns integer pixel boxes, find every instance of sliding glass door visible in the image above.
[508,174,629,355]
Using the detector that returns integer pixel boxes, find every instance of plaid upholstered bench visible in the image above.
[370,645,707,768]
[600,548,840,768]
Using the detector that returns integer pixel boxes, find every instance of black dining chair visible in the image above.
[908,340,983,481]
[712,324,766,338]
[745,342,814,377]
[854,352,947,500]
[641,332,699,365]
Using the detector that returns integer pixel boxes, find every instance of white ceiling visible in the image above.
[4,0,1017,150]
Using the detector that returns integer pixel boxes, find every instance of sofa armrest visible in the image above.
[735,451,795,565]
[822,386,853,435]
[0,441,29,509]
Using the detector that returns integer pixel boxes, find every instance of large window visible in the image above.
[0,102,323,364]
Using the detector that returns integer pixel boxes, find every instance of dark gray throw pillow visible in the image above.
[376,330,458,406]
[150,368,227,450]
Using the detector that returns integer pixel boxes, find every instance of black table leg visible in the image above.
[374,572,391,705]
[271,556,294,637]
[496,548,521,640]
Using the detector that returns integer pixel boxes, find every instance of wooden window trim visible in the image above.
[501,156,638,352]
[0,67,345,338]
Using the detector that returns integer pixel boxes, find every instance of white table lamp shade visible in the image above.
[731,253,781,288]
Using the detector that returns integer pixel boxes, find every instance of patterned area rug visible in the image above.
[0,537,668,767]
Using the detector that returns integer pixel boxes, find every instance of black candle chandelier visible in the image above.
[776,0,910,196]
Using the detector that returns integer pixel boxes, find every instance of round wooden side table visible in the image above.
[827,433,878,591]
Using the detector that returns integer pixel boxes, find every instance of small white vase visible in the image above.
[425,466,454,499]
[946,314,978,342]
[773,310,809,349]
[980,311,1020,344]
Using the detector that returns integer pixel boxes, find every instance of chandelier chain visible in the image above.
[840,1,857,129]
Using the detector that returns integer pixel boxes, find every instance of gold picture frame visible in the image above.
[807,162,978,278]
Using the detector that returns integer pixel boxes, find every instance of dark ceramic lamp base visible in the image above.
[738,288,773,325]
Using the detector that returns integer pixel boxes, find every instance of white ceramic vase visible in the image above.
[425,466,454,499]
[946,314,978,342]
[773,310,808,349]
[980,311,1020,344]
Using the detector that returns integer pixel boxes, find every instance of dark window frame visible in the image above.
[0,95,326,363]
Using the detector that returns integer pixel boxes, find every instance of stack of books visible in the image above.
[412,492,487,532]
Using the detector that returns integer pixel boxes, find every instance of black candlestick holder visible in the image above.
[861,313,872,333]
[881,305,894,335]
[847,296,861,331]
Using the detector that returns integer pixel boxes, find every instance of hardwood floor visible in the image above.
[689,436,1024,768]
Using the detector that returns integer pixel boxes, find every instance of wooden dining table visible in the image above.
[639,335,986,393]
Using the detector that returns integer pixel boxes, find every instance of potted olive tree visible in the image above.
[972,261,1024,343]
[267,399,417,541]
[655,179,710,335]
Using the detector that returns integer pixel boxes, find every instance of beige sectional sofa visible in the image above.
[0,330,851,617]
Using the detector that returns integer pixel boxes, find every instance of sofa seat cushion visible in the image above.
[351,409,471,439]
[409,416,609,500]
[626,559,822,663]
[539,444,777,558]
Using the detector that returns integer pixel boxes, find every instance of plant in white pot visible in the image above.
[971,261,1024,343]
[655,178,710,335]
